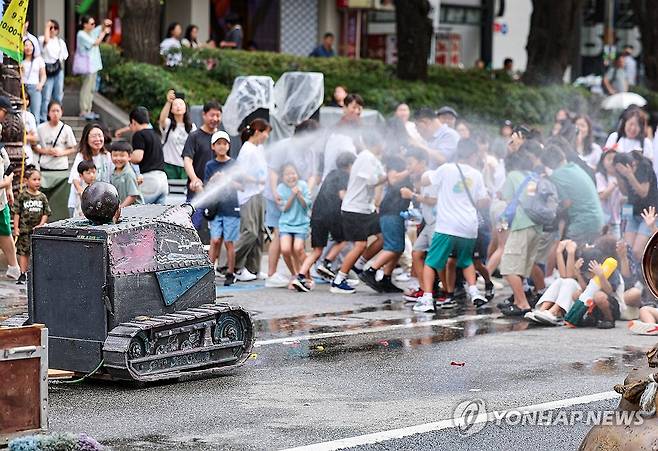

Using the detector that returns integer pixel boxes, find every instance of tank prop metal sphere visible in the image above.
[81,182,120,224]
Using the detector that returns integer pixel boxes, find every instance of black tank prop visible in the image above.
[26,203,254,382]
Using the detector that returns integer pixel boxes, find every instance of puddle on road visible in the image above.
[567,346,649,375]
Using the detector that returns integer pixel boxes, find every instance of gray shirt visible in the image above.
[429,124,460,167]
[605,66,627,93]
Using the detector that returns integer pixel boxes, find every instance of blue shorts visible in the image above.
[624,212,652,237]
[280,231,307,241]
[380,214,406,253]
[265,198,281,229]
[209,216,240,242]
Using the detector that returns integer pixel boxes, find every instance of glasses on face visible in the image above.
[88,21,95,26]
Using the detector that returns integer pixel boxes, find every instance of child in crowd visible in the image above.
[401,148,437,301]
[13,168,51,284]
[414,138,489,312]
[358,151,412,293]
[293,152,355,293]
[330,134,387,294]
[276,163,311,290]
[595,150,622,238]
[71,160,97,217]
[109,141,143,207]
[204,131,240,287]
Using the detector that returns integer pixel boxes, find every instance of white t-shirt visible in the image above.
[579,143,603,169]
[68,152,113,208]
[160,38,182,67]
[160,118,196,167]
[341,149,385,214]
[37,121,77,170]
[604,132,653,157]
[323,132,357,180]
[39,36,69,64]
[236,141,267,205]
[429,163,487,239]
[21,56,45,85]
[0,147,10,210]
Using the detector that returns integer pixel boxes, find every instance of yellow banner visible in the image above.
[0,0,29,62]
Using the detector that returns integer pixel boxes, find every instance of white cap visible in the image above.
[211,130,231,144]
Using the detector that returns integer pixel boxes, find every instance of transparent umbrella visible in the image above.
[601,92,647,110]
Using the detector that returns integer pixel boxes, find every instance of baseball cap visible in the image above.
[211,130,230,144]
[437,106,458,118]
[0,96,17,114]
[502,120,513,128]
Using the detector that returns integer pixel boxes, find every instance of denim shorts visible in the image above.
[279,231,307,241]
[265,198,281,229]
[380,214,406,253]
[623,212,652,237]
[209,215,240,242]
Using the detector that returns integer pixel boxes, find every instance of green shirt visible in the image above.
[111,166,143,205]
[501,170,537,231]
[549,162,603,238]
[13,190,51,233]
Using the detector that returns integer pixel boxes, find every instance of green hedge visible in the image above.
[100,44,596,126]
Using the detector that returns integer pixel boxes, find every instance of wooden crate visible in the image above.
[0,325,48,444]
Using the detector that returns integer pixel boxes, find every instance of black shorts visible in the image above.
[310,218,345,248]
[342,211,380,242]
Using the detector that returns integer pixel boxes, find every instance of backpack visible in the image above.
[520,175,558,227]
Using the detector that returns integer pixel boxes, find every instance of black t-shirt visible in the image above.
[181,128,213,189]
[312,169,349,221]
[379,155,412,216]
[627,158,658,216]
[131,128,165,173]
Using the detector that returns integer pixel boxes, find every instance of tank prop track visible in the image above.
[103,303,254,382]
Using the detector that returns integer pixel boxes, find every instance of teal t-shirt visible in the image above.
[277,180,311,234]
[502,170,538,231]
[111,165,143,205]
[549,162,603,237]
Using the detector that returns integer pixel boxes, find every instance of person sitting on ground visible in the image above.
[204,131,240,287]
[109,141,143,208]
[330,134,387,294]
[13,168,51,284]
[525,240,582,326]
[413,138,489,312]
[276,163,311,290]
[293,152,356,293]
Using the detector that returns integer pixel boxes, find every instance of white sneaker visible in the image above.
[265,272,290,288]
[6,265,20,280]
[533,310,562,326]
[629,320,658,335]
[412,298,435,313]
[346,277,360,287]
[235,268,257,282]
[258,272,268,280]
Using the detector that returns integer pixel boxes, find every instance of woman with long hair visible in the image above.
[574,114,602,170]
[21,39,46,123]
[67,122,112,216]
[159,90,196,179]
[160,22,183,67]
[233,119,272,281]
[181,25,200,48]
[605,107,653,155]
[75,15,112,120]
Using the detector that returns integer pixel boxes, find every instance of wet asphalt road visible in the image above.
[2,274,656,450]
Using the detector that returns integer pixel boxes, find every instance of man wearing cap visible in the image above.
[0,96,21,280]
[414,107,460,168]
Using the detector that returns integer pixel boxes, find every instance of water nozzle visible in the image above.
[180,203,195,218]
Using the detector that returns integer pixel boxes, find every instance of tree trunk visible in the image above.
[629,0,658,91]
[394,0,432,81]
[120,0,162,64]
[523,0,585,85]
